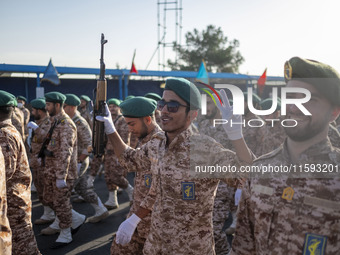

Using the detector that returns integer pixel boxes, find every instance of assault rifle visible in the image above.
[38,120,59,166]
[92,33,108,157]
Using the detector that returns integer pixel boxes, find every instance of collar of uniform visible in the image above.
[51,111,67,122]
[166,126,194,151]
[282,137,333,163]
[139,124,162,146]
[72,111,81,121]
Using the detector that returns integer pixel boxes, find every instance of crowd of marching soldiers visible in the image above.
[1,56,340,255]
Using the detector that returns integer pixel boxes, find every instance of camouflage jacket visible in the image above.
[122,124,162,239]
[30,116,51,169]
[45,111,77,180]
[11,107,24,139]
[232,138,340,255]
[0,147,11,255]
[72,112,92,157]
[78,108,93,130]
[119,127,244,254]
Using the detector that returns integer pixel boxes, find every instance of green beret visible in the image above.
[45,92,66,104]
[260,98,281,111]
[30,98,46,109]
[120,96,157,118]
[0,90,16,107]
[285,57,340,106]
[65,94,81,106]
[165,77,201,109]
[107,98,121,106]
[124,95,135,101]
[17,95,27,102]
[144,93,162,101]
[243,92,261,105]
[80,95,91,102]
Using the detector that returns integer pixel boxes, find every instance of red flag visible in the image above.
[129,49,138,74]
[257,68,267,96]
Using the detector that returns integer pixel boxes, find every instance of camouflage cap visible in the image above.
[30,98,46,109]
[120,96,157,118]
[45,91,66,104]
[165,77,201,109]
[260,98,281,111]
[124,95,135,101]
[144,92,162,101]
[65,94,81,106]
[107,98,121,106]
[0,90,16,107]
[80,95,91,102]
[17,95,27,102]
[285,57,340,106]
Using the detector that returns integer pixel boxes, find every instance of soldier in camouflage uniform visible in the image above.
[78,95,93,128]
[232,57,340,255]
[11,103,25,139]
[64,94,109,223]
[27,98,56,225]
[41,92,86,249]
[0,146,11,255]
[17,95,30,140]
[0,90,41,255]
[111,96,162,255]
[103,98,133,209]
[145,92,162,126]
[197,92,237,254]
[98,78,253,255]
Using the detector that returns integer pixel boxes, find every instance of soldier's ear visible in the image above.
[143,116,152,125]
[189,110,198,121]
[331,106,340,122]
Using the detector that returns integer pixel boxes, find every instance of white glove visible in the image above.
[213,89,243,140]
[95,103,116,135]
[27,121,39,130]
[77,163,82,175]
[87,175,95,188]
[115,214,141,245]
[235,188,242,206]
[56,179,67,189]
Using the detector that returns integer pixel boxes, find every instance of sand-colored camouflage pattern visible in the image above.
[0,119,41,255]
[232,138,340,254]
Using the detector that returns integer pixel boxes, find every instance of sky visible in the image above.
[1,0,340,77]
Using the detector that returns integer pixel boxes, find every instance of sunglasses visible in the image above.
[157,100,189,113]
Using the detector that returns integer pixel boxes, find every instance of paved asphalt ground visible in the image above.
[32,172,233,255]
[32,173,135,255]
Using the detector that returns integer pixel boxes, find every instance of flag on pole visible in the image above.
[257,68,267,96]
[195,60,222,105]
[195,60,209,85]
[41,59,60,85]
[129,49,138,74]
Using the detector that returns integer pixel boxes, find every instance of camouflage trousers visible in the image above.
[43,178,74,229]
[74,158,98,204]
[104,153,128,191]
[213,182,236,255]
[7,197,41,255]
[110,229,146,255]
[32,165,48,206]
[89,155,104,177]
